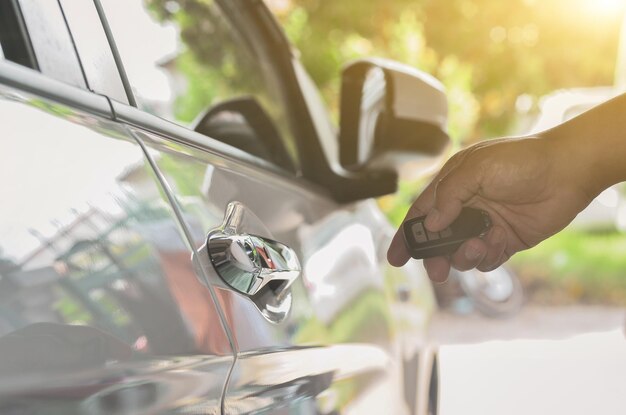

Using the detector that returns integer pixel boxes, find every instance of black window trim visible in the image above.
[0,0,39,70]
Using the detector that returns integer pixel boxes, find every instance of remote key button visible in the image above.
[426,230,440,241]
[411,223,428,243]
[440,227,452,238]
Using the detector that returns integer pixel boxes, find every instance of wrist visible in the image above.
[539,96,626,197]
[538,128,600,199]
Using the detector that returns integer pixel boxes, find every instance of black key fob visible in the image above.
[403,207,492,259]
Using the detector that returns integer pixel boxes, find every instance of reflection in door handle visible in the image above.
[208,232,301,296]
[207,202,301,298]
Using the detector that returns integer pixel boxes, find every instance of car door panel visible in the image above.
[0,80,233,413]
[225,344,390,414]
[130,126,410,414]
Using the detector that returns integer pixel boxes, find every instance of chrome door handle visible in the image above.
[207,203,301,297]
[208,232,300,296]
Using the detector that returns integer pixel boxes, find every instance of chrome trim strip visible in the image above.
[111,101,288,173]
[112,101,334,199]
[0,59,112,118]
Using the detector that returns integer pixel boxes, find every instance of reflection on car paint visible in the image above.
[133,129,410,414]
[225,344,388,414]
[0,85,232,412]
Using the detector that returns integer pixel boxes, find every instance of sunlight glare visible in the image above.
[591,0,625,15]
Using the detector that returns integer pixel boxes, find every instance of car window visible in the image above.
[100,0,298,171]
[0,0,37,69]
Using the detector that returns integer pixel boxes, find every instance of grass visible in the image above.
[510,229,626,306]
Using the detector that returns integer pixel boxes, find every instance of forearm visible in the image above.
[541,93,626,196]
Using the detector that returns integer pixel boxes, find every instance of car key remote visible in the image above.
[403,207,492,259]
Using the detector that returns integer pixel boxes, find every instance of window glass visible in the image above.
[101,0,298,170]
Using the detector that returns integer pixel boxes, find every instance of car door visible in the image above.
[0,1,233,412]
[133,133,411,414]
[98,0,434,414]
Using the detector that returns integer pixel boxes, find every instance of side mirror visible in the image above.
[339,58,449,178]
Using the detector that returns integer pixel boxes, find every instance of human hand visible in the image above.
[387,135,596,282]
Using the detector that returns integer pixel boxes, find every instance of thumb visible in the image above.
[424,167,480,232]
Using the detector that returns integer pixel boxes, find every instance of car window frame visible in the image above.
[90,0,367,202]
[93,0,317,178]
[0,59,110,118]
[109,100,331,197]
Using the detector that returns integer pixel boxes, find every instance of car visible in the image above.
[0,0,450,414]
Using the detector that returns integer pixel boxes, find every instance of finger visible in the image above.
[449,238,488,271]
[424,166,481,232]
[477,225,508,272]
[423,256,451,283]
[400,148,471,222]
[387,148,476,267]
[387,203,432,268]
[387,228,411,267]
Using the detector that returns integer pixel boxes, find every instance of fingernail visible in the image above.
[387,249,400,266]
[427,267,446,283]
[425,208,440,230]
[431,273,448,284]
[465,244,482,260]
[387,247,407,267]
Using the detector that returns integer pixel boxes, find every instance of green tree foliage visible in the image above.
[147,0,276,123]
[145,0,623,142]
[272,0,624,142]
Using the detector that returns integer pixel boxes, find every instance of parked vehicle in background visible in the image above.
[519,87,626,231]
[0,0,451,413]
[441,266,524,318]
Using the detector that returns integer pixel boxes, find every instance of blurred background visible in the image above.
[262,2,626,413]
[265,0,626,310]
